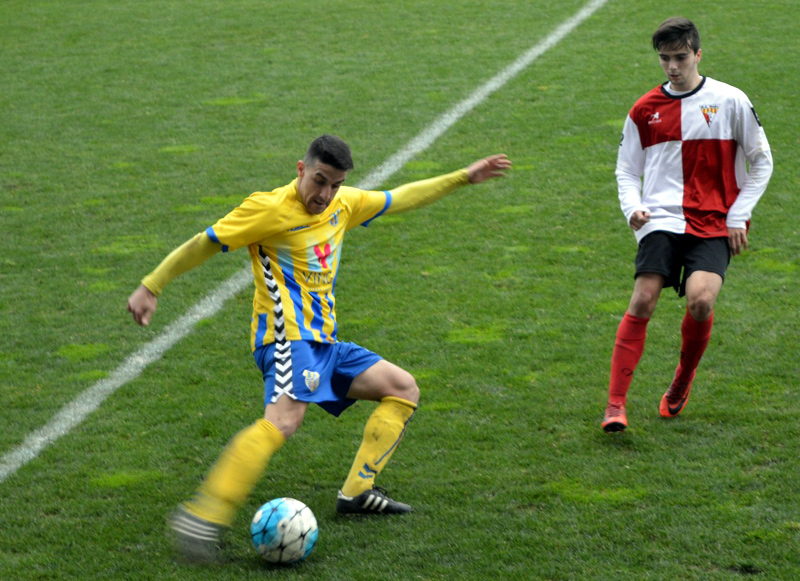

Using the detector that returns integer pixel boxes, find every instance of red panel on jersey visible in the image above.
[632,90,682,148]
[681,138,740,237]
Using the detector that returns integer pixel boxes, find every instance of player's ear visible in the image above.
[297,160,305,177]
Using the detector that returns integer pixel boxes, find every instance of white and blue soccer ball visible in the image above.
[250,497,318,564]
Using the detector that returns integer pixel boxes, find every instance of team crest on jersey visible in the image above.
[700,105,719,127]
[314,243,332,269]
[303,370,320,392]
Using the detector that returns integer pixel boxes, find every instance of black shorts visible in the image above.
[634,231,730,297]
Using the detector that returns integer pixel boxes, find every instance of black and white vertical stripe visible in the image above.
[258,247,294,403]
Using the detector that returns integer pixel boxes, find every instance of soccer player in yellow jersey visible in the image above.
[127,135,511,562]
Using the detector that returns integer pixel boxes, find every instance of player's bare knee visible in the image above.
[687,296,714,321]
[392,370,420,405]
[264,400,306,438]
[629,293,658,318]
[270,416,303,439]
[405,378,420,405]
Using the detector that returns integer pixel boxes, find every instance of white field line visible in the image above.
[0,0,608,484]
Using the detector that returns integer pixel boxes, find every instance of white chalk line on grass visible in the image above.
[0,0,608,484]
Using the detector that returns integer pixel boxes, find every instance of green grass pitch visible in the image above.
[1,0,798,579]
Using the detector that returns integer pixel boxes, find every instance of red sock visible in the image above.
[673,310,713,387]
[608,313,649,407]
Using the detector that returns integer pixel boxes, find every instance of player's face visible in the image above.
[658,45,702,92]
[296,159,348,214]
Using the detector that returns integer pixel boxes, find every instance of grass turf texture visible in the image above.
[1,0,799,579]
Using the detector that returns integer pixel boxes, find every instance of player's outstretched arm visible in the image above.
[126,231,221,326]
[386,154,512,215]
[466,154,512,184]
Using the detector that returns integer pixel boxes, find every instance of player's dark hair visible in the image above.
[304,134,354,171]
[652,17,701,53]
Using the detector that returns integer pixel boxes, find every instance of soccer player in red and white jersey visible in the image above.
[602,17,773,432]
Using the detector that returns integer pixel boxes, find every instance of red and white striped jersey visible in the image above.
[616,76,772,242]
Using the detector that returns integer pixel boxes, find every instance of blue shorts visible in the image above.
[253,340,382,417]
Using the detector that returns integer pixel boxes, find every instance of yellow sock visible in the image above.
[185,419,285,526]
[341,396,417,497]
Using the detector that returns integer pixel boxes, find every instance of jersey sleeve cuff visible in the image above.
[205,226,229,252]
[141,276,163,297]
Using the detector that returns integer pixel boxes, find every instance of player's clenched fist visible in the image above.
[127,284,158,326]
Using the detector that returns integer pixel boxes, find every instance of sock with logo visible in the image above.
[672,310,714,388]
[340,396,417,498]
[608,312,650,407]
[185,419,286,526]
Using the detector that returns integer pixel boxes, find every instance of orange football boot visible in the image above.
[602,403,627,432]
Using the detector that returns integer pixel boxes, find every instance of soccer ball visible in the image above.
[250,497,318,564]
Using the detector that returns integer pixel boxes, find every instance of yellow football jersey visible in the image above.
[206,179,390,349]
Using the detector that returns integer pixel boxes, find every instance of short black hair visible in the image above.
[304,134,354,171]
[652,17,701,53]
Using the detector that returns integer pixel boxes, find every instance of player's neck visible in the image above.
[668,73,703,94]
